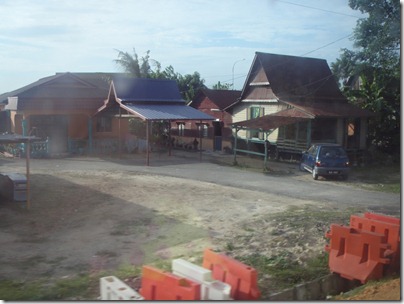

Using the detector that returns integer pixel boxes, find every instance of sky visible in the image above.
[0,0,366,94]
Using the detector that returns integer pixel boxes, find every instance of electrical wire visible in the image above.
[275,0,363,19]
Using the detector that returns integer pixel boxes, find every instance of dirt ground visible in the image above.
[0,152,400,299]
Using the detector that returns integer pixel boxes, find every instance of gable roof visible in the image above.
[242,52,346,103]
[1,72,118,110]
[97,77,215,121]
[191,88,242,110]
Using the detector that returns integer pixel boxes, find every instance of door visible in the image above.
[212,121,223,151]
[30,115,68,154]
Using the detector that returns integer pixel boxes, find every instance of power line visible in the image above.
[301,33,354,57]
[276,0,363,19]
[216,33,353,87]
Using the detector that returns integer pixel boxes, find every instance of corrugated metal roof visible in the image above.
[283,100,375,118]
[122,104,215,120]
[113,77,184,103]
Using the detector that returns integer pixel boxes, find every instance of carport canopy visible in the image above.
[95,77,215,165]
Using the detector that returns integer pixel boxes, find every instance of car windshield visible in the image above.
[319,147,347,158]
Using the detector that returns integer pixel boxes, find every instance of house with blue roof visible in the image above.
[0,73,214,159]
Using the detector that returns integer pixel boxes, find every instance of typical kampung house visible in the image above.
[0,73,214,161]
[0,72,117,155]
[228,52,374,162]
[184,88,241,152]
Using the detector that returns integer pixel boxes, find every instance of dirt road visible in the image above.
[0,152,400,295]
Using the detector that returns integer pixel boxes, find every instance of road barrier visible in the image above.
[139,265,201,300]
[202,248,261,300]
[325,212,400,283]
[350,213,400,274]
[172,258,232,300]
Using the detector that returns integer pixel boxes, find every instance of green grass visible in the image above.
[351,164,400,193]
[237,251,330,292]
[0,264,143,301]
[0,274,92,301]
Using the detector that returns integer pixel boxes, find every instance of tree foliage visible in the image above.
[212,81,232,90]
[331,0,400,154]
[114,49,205,101]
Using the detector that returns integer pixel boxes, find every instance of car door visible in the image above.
[306,145,318,169]
[302,145,317,170]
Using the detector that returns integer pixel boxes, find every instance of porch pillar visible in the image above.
[22,119,27,136]
[306,120,312,148]
[88,117,93,154]
[118,108,122,158]
[199,120,202,162]
[168,121,172,156]
[146,120,150,166]
[233,127,238,165]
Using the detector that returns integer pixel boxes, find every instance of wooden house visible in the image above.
[228,52,374,161]
[180,88,241,151]
[0,72,117,155]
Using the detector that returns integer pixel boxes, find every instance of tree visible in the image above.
[212,81,232,90]
[114,48,159,78]
[331,0,400,154]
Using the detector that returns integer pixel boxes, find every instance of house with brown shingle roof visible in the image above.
[228,52,374,160]
[184,88,241,151]
[0,72,117,155]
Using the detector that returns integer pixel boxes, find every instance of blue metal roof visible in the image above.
[122,104,215,120]
[113,77,185,103]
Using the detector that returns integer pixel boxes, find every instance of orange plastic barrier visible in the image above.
[325,224,391,283]
[139,265,201,300]
[202,248,260,300]
[350,213,400,273]
[364,212,400,225]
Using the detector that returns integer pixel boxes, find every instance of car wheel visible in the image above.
[341,174,348,180]
[299,162,306,172]
[312,168,318,180]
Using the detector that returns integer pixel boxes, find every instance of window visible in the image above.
[196,123,209,138]
[249,107,262,120]
[248,107,265,139]
[177,122,185,136]
[96,116,112,132]
[202,124,208,138]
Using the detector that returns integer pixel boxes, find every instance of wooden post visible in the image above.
[118,108,122,158]
[199,120,202,162]
[26,140,30,209]
[233,127,238,165]
[146,120,150,166]
[168,121,172,156]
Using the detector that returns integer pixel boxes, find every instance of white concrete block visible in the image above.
[100,276,144,300]
[172,258,213,282]
[172,259,232,300]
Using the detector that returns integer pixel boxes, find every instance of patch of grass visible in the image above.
[237,251,329,291]
[113,263,141,279]
[0,274,92,301]
[0,262,144,301]
[351,164,400,193]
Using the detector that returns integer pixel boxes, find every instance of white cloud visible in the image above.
[0,0,365,92]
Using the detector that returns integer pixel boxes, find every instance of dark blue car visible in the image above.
[300,143,350,180]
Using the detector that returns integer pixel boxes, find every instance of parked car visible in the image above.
[300,143,350,180]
